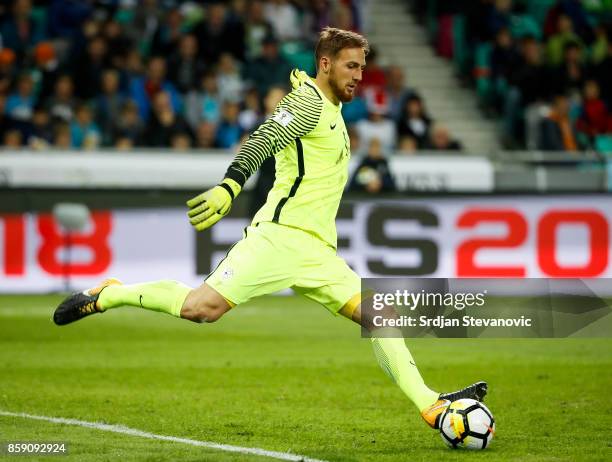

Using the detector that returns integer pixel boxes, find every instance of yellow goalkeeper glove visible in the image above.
[186,178,242,231]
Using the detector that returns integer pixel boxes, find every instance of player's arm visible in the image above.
[187,83,323,231]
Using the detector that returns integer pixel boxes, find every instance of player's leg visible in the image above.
[53,277,188,325]
[180,283,233,322]
[338,292,441,414]
[349,298,438,402]
[341,298,487,428]
[52,275,233,325]
[54,223,295,325]
[296,247,486,429]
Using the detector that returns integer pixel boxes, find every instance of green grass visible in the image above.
[0,294,610,461]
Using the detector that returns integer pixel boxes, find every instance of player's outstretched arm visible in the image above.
[186,69,323,232]
[186,178,242,231]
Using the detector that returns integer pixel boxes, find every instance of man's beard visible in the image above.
[329,67,353,103]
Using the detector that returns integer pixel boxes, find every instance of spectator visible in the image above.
[194,2,245,64]
[360,47,386,93]
[143,91,191,147]
[53,122,72,149]
[150,7,184,58]
[168,34,206,94]
[71,35,110,100]
[465,0,496,43]
[32,42,61,104]
[539,93,580,151]
[485,0,513,40]
[3,128,23,148]
[195,121,217,149]
[546,14,585,66]
[397,94,432,149]
[347,126,363,157]
[504,37,552,148]
[491,28,521,82]
[594,33,612,108]
[244,34,292,97]
[397,135,418,155]
[305,0,332,42]
[350,138,395,194]
[341,92,368,125]
[355,88,397,152]
[0,48,17,95]
[44,74,77,123]
[490,28,521,111]
[28,106,53,146]
[96,69,126,145]
[131,0,162,55]
[386,65,414,122]
[170,132,192,150]
[560,0,593,43]
[186,71,222,130]
[511,37,553,104]
[6,73,36,124]
[47,0,93,42]
[0,0,45,60]
[217,53,244,103]
[426,123,463,151]
[264,0,301,42]
[102,19,133,68]
[115,135,134,150]
[576,80,611,140]
[0,95,17,142]
[228,0,249,24]
[544,0,594,44]
[130,56,181,122]
[112,100,144,146]
[238,87,263,133]
[590,24,609,65]
[243,0,275,60]
[249,84,285,216]
[331,2,356,32]
[215,101,243,149]
[553,41,587,96]
[70,103,101,149]
[121,48,145,92]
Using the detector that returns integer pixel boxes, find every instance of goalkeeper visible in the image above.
[54,27,486,430]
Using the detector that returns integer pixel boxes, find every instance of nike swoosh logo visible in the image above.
[330,123,336,130]
[429,400,450,412]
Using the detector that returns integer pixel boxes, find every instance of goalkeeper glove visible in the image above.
[186,178,242,231]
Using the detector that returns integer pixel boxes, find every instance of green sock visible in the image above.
[97,280,191,318]
[371,335,439,411]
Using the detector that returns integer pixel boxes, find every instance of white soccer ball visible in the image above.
[439,398,495,449]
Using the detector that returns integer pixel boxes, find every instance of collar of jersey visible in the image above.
[306,78,342,112]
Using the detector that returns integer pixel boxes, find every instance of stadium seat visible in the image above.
[595,135,612,154]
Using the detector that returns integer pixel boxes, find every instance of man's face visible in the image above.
[327,47,365,103]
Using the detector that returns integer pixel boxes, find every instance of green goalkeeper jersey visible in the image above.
[224,70,350,249]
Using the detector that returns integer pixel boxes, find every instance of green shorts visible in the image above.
[206,222,361,315]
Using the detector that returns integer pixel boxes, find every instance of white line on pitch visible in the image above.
[0,410,329,462]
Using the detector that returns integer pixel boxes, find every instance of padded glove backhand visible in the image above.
[187,179,241,231]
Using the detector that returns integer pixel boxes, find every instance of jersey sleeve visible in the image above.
[224,87,324,187]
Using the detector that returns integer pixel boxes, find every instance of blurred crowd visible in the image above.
[0,0,469,195]
[0,0,375,151]
[415,0,612,151]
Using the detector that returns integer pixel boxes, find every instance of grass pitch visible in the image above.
[0,294,610,461]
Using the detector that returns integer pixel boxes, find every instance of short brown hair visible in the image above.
[315,27,369,72]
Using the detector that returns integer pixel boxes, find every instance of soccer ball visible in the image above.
[439,399,495,449]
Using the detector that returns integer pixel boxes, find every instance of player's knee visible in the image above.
[181,298,227,323]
